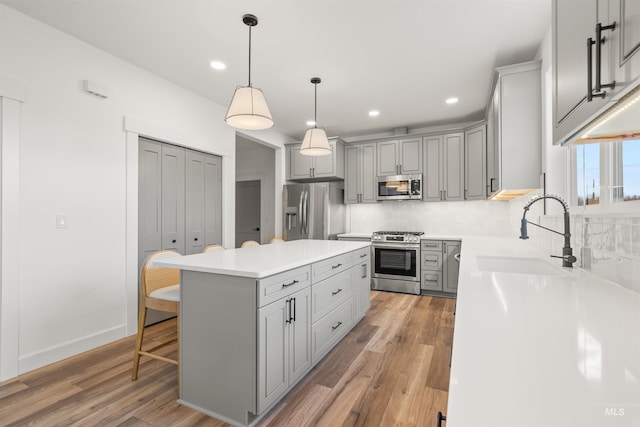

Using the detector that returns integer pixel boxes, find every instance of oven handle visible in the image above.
[372,243,420,249]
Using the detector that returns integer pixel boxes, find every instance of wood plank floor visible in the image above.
[0,291,454,427]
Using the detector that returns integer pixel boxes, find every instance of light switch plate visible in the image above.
[56,215,67,229]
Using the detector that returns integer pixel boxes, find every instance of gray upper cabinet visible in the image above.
[345,143,377,204]
[464,124,486,200]
[611,0,640,87]
[287,138,345,182]
[423,136,443,202]
[376,137,422,176]
[553,0,640,144]
[423,133,464,202]
[487,61,541,199]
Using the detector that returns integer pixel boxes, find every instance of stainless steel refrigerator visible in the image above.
[283,182,346,240]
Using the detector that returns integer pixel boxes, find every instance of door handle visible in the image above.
[194,237,198,241]
[172,239,177,243]
[253,227,260,231]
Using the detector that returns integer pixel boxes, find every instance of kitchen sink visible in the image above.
[475,256,571,276]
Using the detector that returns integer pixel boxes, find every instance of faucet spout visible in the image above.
[519,194,576,268]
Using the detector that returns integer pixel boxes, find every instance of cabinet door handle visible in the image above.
[331,288,343,296]
[361,263,368,278]
[172,239,177,243]
[331,321,343,331]
[286,298,292,324]
[331,263,342,269]
[282,279,299,288]
[292,297,296,322]
[490,177,496,192]
[595,22,616,94]
[194,237,198,241]
[587,37,596,102]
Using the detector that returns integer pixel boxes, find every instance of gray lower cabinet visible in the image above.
[257,286,311,412]
[443,241,461,294]
[421,239,460,295]
[351,247,371,318]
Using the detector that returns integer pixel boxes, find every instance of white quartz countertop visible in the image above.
[152,239,370,279]
[448,236,640,427]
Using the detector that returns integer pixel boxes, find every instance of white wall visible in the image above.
[0,5,292,378]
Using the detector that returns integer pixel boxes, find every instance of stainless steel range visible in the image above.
[371,231,423,295]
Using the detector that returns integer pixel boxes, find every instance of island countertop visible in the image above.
[152,239,371,278]
[448,235,640,427]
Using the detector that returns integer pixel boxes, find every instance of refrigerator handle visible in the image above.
[298,191,305,233]
[301,190,308,235]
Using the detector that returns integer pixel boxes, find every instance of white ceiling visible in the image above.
[1,0,551,141]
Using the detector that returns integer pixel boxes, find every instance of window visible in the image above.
[574,143,600,206]
[621,139,640,202]
[571,139,640,208]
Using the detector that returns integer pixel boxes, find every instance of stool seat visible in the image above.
[149,284,180,302]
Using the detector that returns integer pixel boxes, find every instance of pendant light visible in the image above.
[225,14,273,130]
[300,77,331,156]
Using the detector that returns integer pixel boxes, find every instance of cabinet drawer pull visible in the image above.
[331,321,343,331]
[331,263,342,269]
[424,244,438,247]
[425,259,438,263]
[331,288,343,296]
[360,253,367,258]
[282,279,299,288]
[424,278,438,283]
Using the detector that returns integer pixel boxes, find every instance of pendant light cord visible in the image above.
[248,25,252,87]
[314,82,318,128]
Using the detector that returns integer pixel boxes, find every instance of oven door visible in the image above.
[373,243,420,281]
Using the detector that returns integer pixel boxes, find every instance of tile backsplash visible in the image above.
[528,210,640,294]
[348,197,640,294]
[348,200,517,237]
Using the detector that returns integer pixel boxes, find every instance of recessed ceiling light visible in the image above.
[446,97,459,105]
[210,61,226,70]
[369,110,380,117]
[306,120,316,126]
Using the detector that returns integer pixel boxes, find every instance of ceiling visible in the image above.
[1,0,551,141]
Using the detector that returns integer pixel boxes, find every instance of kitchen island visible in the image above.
[153,239,371,427]
[448,236,640,427]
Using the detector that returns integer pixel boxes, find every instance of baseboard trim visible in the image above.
[18,324,127,375]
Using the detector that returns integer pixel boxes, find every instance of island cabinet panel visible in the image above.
[176,243,370,427]
[311,252,353,284]
[257,265,310,307]
[311,269,353,323]
[311,298,354,363]
[257,286,311,413]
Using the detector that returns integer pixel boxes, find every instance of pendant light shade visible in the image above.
[225,86,273,130]
[300,77,331,156]
[225,14,273,130]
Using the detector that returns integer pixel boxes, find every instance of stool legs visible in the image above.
[131,305,147,381]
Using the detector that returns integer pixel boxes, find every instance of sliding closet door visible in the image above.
[204,154,222,247]
[185,151,205,255]
[138,138,162,267]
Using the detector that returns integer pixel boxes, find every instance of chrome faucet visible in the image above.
[519,194,577,268]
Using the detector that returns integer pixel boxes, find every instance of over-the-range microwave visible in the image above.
[376,174,422,201]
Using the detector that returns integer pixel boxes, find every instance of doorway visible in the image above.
[235,180,261,247]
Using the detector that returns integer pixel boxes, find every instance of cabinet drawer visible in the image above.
[352,246,370,262]
[257,265,310,307]
[422,252,443,270]
[421,271,443,292]
[311,298,353,364]
[421,240,442,251]
[311,269,353,323]
[311,252,353,284]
